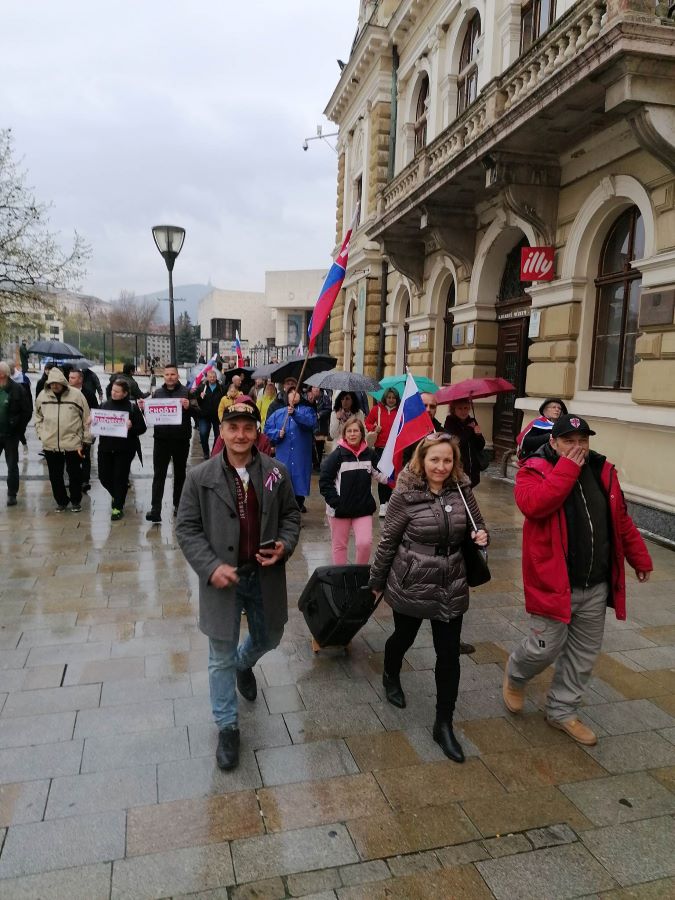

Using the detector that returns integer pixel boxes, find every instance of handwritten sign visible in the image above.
[144,398,182,426]
[90,409,129,438]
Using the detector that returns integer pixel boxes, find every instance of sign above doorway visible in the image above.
[521,246,555,281]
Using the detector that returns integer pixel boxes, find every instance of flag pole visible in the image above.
[279,350,312,434]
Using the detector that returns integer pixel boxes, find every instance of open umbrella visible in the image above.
[253,354,336,384]
[305,369,382,393]
[222,366,255,384]
[370,374,439,401]
[435,377,515,405]
[28,340,84,359]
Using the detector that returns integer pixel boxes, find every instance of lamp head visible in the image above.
[152,225,185,272]
[302,140,309,151]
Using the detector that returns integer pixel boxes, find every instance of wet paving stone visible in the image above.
[0,862,112,900]
[461,785,593,837]
[560,771,675,826]
[345,731,421,771]
[337,864,493,899]
[256,738,359,787]
[45,765,158,819]
[346,803,479,859]
[580,815,675,886]
[373,758,505,810]
[480,743,606,791]
[111,843,235,899]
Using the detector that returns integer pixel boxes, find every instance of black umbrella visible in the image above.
[253,354,337,384]
[28,340,84,359]
[222,366,255,384]
[305,369,382,392]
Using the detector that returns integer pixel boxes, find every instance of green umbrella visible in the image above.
[370,374,439,401]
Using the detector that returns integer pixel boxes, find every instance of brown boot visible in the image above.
[502,667,524,714]
[546,717,597,746]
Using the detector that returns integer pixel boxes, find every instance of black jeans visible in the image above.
[373,447,392,504]
[80,442,92,485]
[0,436,19,496]
[44,450,83,506]
[384,610,463,719]
[151,438,190,512]
[98,449,134,510]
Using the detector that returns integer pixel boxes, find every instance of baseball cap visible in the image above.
[551,414,596,438]
[220,401,260,424]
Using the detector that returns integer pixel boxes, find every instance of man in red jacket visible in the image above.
[503,414,653,746]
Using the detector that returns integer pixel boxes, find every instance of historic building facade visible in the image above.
[325,0,675,537]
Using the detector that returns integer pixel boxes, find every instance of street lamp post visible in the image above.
[152,225,185,364]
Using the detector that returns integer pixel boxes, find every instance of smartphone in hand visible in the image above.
[259,539,277,551]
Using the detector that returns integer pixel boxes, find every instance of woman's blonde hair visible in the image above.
[341,417,366,441]
[409,433,464,485]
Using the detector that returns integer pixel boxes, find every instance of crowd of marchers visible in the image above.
[0,359,654,770]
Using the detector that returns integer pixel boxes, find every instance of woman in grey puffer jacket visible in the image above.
[369,433,488,763]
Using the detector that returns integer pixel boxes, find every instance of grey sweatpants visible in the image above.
[507,582,609,722]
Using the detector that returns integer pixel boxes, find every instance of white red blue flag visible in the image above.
[377,374,435,483]
[191,352,218,390]
[233,331,244,367]
[307,206,359,354]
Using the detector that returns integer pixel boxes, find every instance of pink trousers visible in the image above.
[328,515,373,565]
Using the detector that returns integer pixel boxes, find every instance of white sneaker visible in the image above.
[379,502,388,518]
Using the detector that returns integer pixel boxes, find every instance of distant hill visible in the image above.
[137,284,213,324]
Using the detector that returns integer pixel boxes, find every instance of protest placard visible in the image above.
[90,409,129,438]
[144,398,183,426]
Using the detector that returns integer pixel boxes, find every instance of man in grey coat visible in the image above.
[176,402,301,770]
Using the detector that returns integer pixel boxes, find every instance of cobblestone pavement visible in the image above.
[0,422,674,899]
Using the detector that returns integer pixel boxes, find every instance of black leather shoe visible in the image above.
[382,671,406,708]
[216,728,240,770]
[459,641,475,655]
[145,510,161,523]
[236,667,257,701]
[433,718,465,763]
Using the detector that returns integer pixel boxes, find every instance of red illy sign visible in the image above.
[521,246,555,281]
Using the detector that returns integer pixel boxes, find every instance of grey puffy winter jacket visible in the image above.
[369,467,486,622]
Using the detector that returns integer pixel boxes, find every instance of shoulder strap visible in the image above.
[457,484,478,532]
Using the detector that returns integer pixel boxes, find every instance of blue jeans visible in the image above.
[208,571,283,730]
[198,418,218,456]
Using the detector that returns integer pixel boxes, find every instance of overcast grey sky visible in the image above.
[1,1,359,300]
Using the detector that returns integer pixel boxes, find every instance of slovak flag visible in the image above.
[377,374,435,483]
[233,331,244,367]
[191,352,218,390]
[307,206,360,353]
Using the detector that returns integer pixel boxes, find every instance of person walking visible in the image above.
[176,404,301,770]
[443,398,486,488]
[265,388,317,512]
[217,383,243,422]
[97,378,147,520]
[319,418,389,564]
[0,362,31,506]
[516,398,568,460]
[9,363,33,454]
[34,367,91,512]
[141,364,194,523]
[329,392,365,441]
[256,382,276,427]
[106,363,148,402]
[19,341,29,376]
[194,368,224,459]
[365,387,400,517]
[369,433,488,762]
[68,368,99,493]
[503,414,653,745]
[210,397,273,458]
[266,376,298,419]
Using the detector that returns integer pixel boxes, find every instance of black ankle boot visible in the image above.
[382,671,406,708]
[433,717,465,763]
[216,728,240,770]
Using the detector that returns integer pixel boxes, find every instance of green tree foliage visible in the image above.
[176,312,199,363]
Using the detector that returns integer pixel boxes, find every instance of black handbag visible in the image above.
[457,485,491,587]
[477,448,491,471]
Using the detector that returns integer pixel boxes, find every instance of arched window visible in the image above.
[403,297,411,371]
[442,283,456,383]
[457,13,481,116]
[591,206,644,391]
[414,75,429,155]
[498,237,531,303]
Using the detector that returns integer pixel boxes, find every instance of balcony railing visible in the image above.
[381,0,607,214]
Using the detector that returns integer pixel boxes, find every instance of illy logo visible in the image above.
[520,247,555,281]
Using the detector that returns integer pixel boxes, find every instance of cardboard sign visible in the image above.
[521,246,554,281]
[90,409,129,438]
[144,398,183,426]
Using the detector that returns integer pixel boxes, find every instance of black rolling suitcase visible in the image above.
[298,565,378,649]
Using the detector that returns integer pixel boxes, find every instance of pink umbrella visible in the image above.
[435,377,515,406]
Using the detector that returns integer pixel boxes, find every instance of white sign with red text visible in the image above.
[521,246,555,281]
[144,399,182,426]
[90,409,129,438]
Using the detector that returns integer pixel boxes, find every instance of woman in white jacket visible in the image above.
[329,392,365,441]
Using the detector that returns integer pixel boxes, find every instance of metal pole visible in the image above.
[168,268,176,364]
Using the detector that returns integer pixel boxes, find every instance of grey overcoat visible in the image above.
[176,450,301,640]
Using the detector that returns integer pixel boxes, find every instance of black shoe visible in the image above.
[145,510,161,523]
[382,671,406,708]
[433,718,465,763]
[81,483,91,493]
[236,667,257,701]
[7,495,17,507]
[216,728,240,770]
[459,641,475,655]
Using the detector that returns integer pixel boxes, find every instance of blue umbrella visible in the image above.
[370,373,439,401]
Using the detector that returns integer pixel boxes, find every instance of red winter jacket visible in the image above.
[515,453,652,623]
[365,402,399,449]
